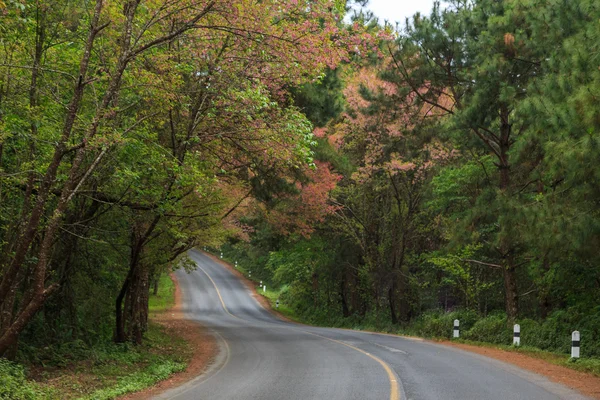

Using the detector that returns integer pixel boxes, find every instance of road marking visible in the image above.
[370,342,408,354]
[196,265,244,322]
[196,262,401,400]
[304,331,401,400]
[164,329,231,400]
[338,327,424,341]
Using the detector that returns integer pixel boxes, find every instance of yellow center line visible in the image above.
[197,265,244,321]
[196,264,401,400]
[302,330,401,400]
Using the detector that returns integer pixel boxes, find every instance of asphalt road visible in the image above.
[157,249,589,400]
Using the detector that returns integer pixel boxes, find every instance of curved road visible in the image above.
[157,250,588,400]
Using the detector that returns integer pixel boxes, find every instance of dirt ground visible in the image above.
[120,274,217,400]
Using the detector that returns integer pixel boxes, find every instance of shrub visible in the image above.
[409,309,479,339]
[0,359,52,400]
[463,313,511,344]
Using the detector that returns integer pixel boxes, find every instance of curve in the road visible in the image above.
[156,250,589,400]
[196,262,401,400]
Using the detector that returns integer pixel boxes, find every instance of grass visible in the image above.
[259,286,298,319]
[6,273,189,400]
[149,274,176,313]
[77,323,188,400]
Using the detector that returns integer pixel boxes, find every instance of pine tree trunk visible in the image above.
[340,278,350,318]
[388,284,398,324]
[499,106,519,323]
[539,256,552,319]
[502,258,519,323]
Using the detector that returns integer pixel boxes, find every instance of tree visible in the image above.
[385,0,547,321]
[0,0,365,353]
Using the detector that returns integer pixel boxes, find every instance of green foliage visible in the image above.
[0,359,53,400]
[292,69,345,127]
[410,310,479,339]
[462,314,511,345]
[82,360,185,400]
[148,274,175,313]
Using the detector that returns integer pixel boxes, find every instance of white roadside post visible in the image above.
[235,261,238,267]
[453,319,460,338]
[571,331,580,358]
[513,324,520,346]
[220,252,223,259]
[276,299,280,309]
[260,280,263,288]
[263,285,266,293]
[249,270,251,278]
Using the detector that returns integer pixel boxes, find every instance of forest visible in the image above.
[222,0,600,358]
[0,0,599,397]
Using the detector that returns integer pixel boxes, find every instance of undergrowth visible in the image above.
[2,274,187,400]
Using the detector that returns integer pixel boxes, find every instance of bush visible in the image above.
[410,309,479,339]
[0,359,52,400]
[463,313,511,344]
[516,318,541,347]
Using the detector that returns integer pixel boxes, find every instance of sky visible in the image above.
[351,0,437,25]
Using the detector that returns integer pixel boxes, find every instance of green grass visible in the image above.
[149,274,176,313]
[79,323,187,400]
[259,286,298,319]
[0,359,56,399]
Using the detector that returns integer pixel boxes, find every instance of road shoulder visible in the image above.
[438,340,600,399]
[120,273,218,400]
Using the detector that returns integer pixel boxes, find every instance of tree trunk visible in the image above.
[126,262,150,344]
[0,0,104,305]
[340,277,350,318]
[0,285,57,356]
[115,234,142,343]
[312,272,319,307]
[388,284,398,324]
[503,259,519,322]
[539,256,552,319]
[498,105,519,323]
[153,276,159,296]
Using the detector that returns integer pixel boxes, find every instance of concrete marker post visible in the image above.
[276,299,280,308]
[263,285,266,293]
[571,331,580,358]
[453,319,459,338]
[513,324,520,346]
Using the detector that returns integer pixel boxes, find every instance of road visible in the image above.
[157,249,588,400]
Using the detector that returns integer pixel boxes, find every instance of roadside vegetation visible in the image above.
[0,275,190,399]
[212,0,600,373]
[226,258,600,378]
[0,0,361,397]
[3,0,600,396]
